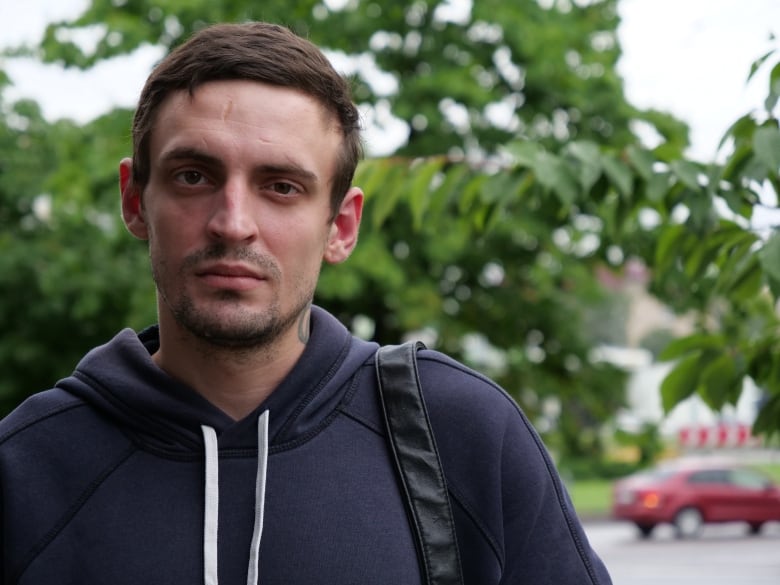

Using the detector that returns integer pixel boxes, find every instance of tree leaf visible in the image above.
[699,353,739,410]
[565,140,603,191]
[725,256,763,301]
[683,234,721,279]
[645,171,671,203]
[367,163,407,229]
[766,61,780,112]
[428,163,470,217]
[503,140,544,169]
[670,160,702,191]
[717,114,756,153]
[406,157,446,230]
[655,224,687,272]
[601,154,633,198]
[660,353,701,412]
[748,49,776,82]
[716,234,759,292]
[754,393,780,437]
[658,333,726,362]
[759,231,780,298]
[753,125,780,172]
[720,142,754,183]
[626,144,655,180]
[534,151,579,206]
[457,174,489,214]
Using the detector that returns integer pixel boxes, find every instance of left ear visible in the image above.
[324,187,364,264]
[119,157,149,240]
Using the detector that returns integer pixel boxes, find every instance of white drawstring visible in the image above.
[201,411,270,585]
[202,424,220,585]
[247,410,269,585]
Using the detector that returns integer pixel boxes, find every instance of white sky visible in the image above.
[1,0,779,163]
[618,0,778,162]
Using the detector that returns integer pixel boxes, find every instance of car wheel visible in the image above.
[748,522,764,535]
[674,507,703,539]
[635,523,655,539]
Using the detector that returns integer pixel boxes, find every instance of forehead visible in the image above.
[148,80,342,176]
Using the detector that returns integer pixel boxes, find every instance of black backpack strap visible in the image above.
[375,342,464,585]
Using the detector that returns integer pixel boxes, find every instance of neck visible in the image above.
[153,315,309,420]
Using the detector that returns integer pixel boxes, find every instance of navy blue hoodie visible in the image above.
[0,306,611,584]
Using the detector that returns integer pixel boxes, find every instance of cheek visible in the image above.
[266,213,329,252]
[276,230,330,279]
[145,223,189,273]
[146,205,200,249]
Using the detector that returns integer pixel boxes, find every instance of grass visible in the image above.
[567,478,613,517]
[566,460,780,519]
[756,462,780,482]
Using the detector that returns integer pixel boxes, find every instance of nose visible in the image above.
[206,179,259,243]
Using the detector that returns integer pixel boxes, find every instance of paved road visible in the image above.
[584,520,780,585]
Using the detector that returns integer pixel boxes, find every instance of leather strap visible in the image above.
[375,342,464,585]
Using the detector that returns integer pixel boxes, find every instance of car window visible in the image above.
[687,469,729,484]
[642,470,676,481]
[728,468,772,490]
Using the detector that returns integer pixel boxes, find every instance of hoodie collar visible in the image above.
[60,306,378,452]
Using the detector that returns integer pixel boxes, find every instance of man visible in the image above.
[0,22,612,584]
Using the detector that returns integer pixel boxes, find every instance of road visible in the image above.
[584,520,780,585]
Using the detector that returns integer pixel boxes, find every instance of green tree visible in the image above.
[5,0,776,460]
[0,91,154,413]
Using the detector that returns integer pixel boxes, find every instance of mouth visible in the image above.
[196,263,267,291]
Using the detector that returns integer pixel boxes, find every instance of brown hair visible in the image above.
[131,22,363,218]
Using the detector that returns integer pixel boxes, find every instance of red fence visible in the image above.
[677,424,757,448]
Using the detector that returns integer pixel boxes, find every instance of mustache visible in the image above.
[182,244,280,278]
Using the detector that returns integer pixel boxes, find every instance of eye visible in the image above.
[269,182,300,196]
[175,170,208,185]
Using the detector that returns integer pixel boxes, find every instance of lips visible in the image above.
[196,263,266,290]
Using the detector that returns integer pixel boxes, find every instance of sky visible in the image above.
[1,0,779,164]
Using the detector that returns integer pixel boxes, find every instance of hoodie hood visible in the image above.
[57,305,379,454]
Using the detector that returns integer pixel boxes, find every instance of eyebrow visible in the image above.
[159,147,320,184]
[160,147,221,167]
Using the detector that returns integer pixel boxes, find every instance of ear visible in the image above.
[324,187,364,264]
[119,157,149,240]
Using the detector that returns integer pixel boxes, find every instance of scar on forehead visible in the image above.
[221,99,234,121]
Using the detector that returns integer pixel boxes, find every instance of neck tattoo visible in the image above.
[297,306,312,344]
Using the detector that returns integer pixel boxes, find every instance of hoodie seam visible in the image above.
[266,406,344,453]
[447,481,504,569]
[336,405,504,567]
[398,353,510,572]
[0,400,85,445]
[336,407,383,436]
[274,335,353,442]
[339,358,505,571]
[258,360,370,454]
[419,353,604,583]
[12,444,137,584]
[121,440,205,461]
[71,370,203,450]
[523,415,605,584]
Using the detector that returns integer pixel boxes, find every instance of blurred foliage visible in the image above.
[639,328,676,361]
[1,0,778,462]
[614,422,664,466]
[0,96,155,413]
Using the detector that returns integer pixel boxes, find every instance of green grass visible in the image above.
[567,478,612,517]
[567,461,780,518]
[756,462,780,482]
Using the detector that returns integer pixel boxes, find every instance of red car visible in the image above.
[611,458,780,538]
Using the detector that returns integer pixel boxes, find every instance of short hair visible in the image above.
[131,22,363,219]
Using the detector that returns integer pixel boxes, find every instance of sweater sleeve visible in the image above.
[497,404,612,584]
[416,351,613,584]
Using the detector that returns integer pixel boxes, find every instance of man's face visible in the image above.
[120,80,362,349]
